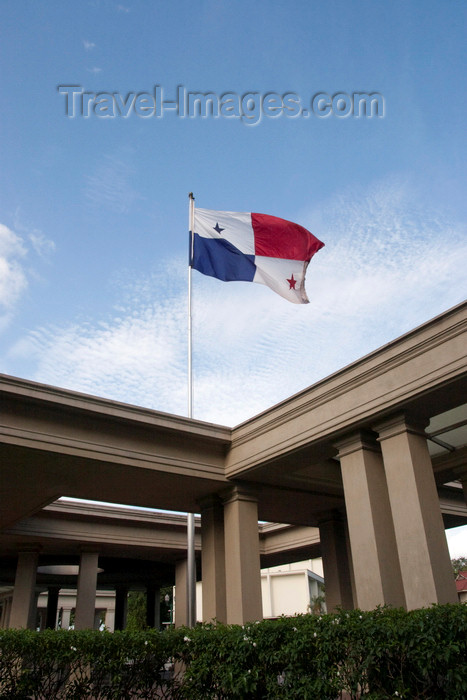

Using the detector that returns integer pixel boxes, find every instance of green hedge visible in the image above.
[1,605,466,699]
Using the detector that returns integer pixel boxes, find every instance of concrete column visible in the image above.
[0,599,6,628]
[45,586,60,629]
[9,549,40,629]
[375,413,458,609]
[146,585,161,629]
[336,430,406,610]
[344,518,358,606]
[199,496,227,623]
[74,551,99,630]
[222,485,263,625]
[6,596,13,628]
[1,596,13,628]
[318,512,354,612]
[29,591,42,630]
[114,586,128,631]
[174,559,188,627]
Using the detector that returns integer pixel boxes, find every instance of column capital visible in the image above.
[18,545,42,554]
[373,412,429,442]
[220,483,259,506]
[197,494,223,512]
[334,429,380,459]
[317,508,346,527]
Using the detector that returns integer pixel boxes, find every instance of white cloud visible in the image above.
[0,224,28,310]
[0,221,56,331]
[10,178,467,426]
[83,40,96,51]
[87,66,102,74]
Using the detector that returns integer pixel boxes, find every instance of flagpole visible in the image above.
[187,192,196,628]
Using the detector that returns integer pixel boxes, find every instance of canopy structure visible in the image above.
[1,301,466,627]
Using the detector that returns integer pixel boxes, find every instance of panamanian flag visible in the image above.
[190,208,324,304]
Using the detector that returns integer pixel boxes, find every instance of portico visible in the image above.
[1,301,466,626]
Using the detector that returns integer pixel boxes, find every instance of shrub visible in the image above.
[1,604,466,699]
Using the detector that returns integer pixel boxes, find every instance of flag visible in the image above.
[190,208,324,304]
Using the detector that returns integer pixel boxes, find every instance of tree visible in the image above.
[126,591,147,630]
[451,556,467,576]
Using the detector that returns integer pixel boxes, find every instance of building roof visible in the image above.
[455,571,467,593]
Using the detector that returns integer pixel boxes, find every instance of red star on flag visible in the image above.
[287,274,297,290]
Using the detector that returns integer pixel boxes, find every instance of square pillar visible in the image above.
[114,586,128,631]
[375,414,458,608]
[336,431,406,610]
[75,551,99,630]
[318,512,354,612]
[174,559,188,627]
[1,596,13,628]
[146,585,161,629]
[9,549,40,629]
[199,496,227,623]
[45,586,60,629]
[222,485,263,625]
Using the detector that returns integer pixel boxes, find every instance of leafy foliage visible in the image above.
[125,592,147,631]
[1,604,466,699]
[451,556,467,576]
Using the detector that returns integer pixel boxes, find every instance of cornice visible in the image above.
[44,500,202,527]
[0,424,229,482]
[0,373,232,444]
[227,301,467,473]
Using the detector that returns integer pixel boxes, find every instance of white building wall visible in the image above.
[260,559,324,618]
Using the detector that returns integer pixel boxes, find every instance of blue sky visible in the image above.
[1,2,466,554]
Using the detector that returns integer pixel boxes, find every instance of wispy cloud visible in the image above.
[83,40,96,51]
[0,223,28,315]
[6,178,467,426]
[84,154,141,214]
[0,219,56,331]
[117,4,130,12]
[28,231,56,261]
[86,66,102,74]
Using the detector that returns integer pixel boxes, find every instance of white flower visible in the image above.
[183,636,191,642]
[253,642,257,647]
[313,632,317,637]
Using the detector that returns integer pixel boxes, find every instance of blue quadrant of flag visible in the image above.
[191,233,256,282]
